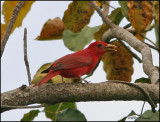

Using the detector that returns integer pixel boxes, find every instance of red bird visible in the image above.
[34,41,117,86]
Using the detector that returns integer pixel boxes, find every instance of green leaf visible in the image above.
[56,108,87,121]
[118,1,129,20]
[109,8,124,25]
[21,110,40,121]
[135,110,159,121]
[44,102,76,121]
[62,26,101,51]
[134,77,151,83]
[118,110,137,121]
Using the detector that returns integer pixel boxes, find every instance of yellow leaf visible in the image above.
[1,1,34,40]
[35,17,65,40]
[102,41,133,82]
[63,1,94,33]
[127,1,153,32]
[32,62,72,85]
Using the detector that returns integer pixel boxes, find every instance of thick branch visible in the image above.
[1,1,25,57]
[1,82,159,113]
[91,1,159,84]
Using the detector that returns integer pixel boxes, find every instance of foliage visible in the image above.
[135,110,159,121]
[21,110,40,121]
[44,102,76,121]
[56,108,87,121]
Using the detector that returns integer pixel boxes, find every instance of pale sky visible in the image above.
[1,1,159,121]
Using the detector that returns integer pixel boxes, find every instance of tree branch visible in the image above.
[1,82,159,113]
[90,1,159,84]
[1,1,25,57]
[23,28,31,85]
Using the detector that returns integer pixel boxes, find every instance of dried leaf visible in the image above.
[127,1,153,32]
[32,62,72,85]
[102,41,133,82]
[36,17,65,40]
[1,1,34,40]
[63,1,94,33]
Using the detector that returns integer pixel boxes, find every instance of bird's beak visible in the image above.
[105,44,117,51]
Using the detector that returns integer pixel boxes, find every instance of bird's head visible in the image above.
[87,41,117,54]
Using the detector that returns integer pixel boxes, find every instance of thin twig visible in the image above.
[104,1,116,10]
[123,23,132,29]
[1,1,25,57]
[108,81,156,112]
[103,1,110,16]
[140,34,157,47]
[144,24,155,32]
[118,39,142,63]
[1,104,47,109]
[24,28,31,85]
[144,42,159,52]
[90,1,115,28]
[140,101,145,118]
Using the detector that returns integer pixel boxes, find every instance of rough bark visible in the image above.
[1,82,159,113]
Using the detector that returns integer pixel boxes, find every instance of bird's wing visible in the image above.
[52,52,93,70]
[41,51,93,73]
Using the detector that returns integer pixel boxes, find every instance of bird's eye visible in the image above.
[97,44,102,47]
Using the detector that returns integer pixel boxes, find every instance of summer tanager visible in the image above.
[34,41,117,86]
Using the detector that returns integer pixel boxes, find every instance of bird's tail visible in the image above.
[33,71,60,87]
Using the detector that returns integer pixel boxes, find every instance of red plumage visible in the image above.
[34,41,116,86]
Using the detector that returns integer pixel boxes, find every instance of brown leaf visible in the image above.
[1,1,34,40]
[102,41,133,82]
[36,17,65,40]
[62,1,94,33]
[127,1,153,32]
